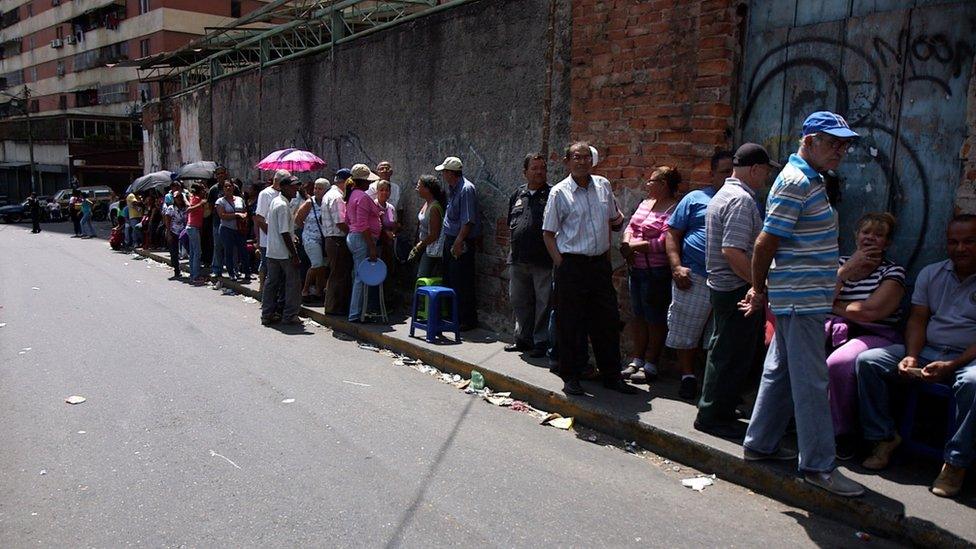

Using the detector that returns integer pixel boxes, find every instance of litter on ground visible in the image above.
[541,413,574,430]
[681,474,716,492]
[281,398,295,404]
[65,395,86,405]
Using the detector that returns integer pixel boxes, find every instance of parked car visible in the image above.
[54,185,113,221]
[0,195,53,223]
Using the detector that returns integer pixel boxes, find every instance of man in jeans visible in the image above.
[857,215,976,498]
[261,175,302,326]
[437,156,480,330]
[255,170,285,317]
[694,143,778,438]
[505,153,552,358]
[740,111,864,497]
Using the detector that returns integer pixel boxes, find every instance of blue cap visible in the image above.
[802,111,859,138]
[334,168,352,180]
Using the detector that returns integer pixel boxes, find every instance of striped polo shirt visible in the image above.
[705,178,763,292]
[763,154,839,315]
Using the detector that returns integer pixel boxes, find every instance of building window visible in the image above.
[28,36,35,50]
[58,95,66,109]
[74,88,99,107]
[139,38,149,58]
[139,0,150,14]
[30,66,37,81]
[26,3,33,17]
[231,0,241,18]
[56,26,63,40]
[28,99,38,113]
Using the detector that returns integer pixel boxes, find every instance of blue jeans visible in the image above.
[744,312,835,473]
[186,226,202,280]
[80,213,95,237]
[857,344,976,467]
[126,218,142,247]
[219,226,250,278]
[211,217,225,276]
[346,232,369,321]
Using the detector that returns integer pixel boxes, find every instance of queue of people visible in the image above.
[119,110,974,501]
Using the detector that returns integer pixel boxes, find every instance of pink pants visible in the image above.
[827,334,898,436]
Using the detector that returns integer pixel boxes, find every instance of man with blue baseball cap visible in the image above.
[738,111,865,496]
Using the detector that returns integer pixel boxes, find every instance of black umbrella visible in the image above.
[175,161,218,181]
[126,170,173,194]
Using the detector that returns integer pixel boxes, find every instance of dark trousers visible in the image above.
[554,254,622,382]
[31,213,40,233]
[220,226,251,278]
[323,236,353,315]
[442,237,477,327]
[201,216,214,265]
[168,234,181,276]
[71,212,81,236]
[697,285,766,424]
[262,258,301,320]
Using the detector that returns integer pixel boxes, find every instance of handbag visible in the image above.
[311,198,327,257]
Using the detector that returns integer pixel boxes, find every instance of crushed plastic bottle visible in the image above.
[470,370,485,391]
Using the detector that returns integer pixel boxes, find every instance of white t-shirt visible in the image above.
[366,181,401,209]
[265,195,294,260]
[255,185,280,247]
[320,185,346,238]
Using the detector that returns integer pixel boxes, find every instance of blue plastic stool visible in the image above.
[898,381,956,462]
[410,286,460,343]
[414,277,443,321]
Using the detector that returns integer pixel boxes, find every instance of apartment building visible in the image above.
[0,0,265,200]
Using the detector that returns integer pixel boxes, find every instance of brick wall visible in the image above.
[570,0,739,210]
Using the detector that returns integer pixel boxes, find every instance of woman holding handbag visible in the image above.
[295,178,329,304]
[215,180,252,282]
[410,174,447,278]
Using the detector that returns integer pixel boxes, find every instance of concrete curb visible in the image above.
[136,248,969,548]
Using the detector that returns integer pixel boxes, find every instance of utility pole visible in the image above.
[23,87,37,194]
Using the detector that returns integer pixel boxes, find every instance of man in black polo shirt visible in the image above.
[506,153,552,358]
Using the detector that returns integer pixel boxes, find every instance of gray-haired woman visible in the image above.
[295,177,330,304]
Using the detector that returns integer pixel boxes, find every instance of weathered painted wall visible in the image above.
[146,0,571,330]
[738,0,976,274]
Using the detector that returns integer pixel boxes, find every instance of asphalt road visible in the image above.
[0,221,902,547]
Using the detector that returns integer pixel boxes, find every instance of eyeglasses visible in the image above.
[816,134,852,151]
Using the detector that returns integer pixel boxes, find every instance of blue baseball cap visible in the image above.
[334,168,352,180]
[802,111,859,138]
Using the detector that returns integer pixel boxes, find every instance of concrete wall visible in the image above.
[146,0,571,330]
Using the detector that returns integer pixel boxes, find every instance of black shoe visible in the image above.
[563,379,585,395]
[694,419,746,439]
[603,378,639,394]
[679,376,698,400]
[261,316,276,326]
[504,343,529,353]
[460,323,477,332]
[529,347,547,358]
[836,435,857,461]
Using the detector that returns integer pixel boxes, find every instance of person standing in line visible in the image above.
[255,170,284,300]
[436,156,480,330]
[125,190,143,247]
[215,180,252,282]
[185,184,208,284]
[410,174,447,279]
[542,141,637,396]
[740,111,864,497]
[368,161,402,217]
[163,191,188,279]
[79,191,96,238]
[204,166,229,271]
[323,169,353,315]
[69,189,83,238]
[693,144,779,438]
[28,192,41,233]
[295,178,329,304]
[505,153,553,358]
[261,175,303,326]
[619,166,680,383]
[345,164,381,322]
[664,150,735,400]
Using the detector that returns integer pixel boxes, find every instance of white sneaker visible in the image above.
[804,469,865,497]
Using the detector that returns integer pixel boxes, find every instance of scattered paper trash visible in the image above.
[242,296,257,304]
[21,347,31,352]
[39,469,46,475]
[358,343,380,352]
[281,398,295,404]
[31,287,39,290]
[0,323,7,328]
[342,380,371,387]
[681,474,716,492]
[65,395,86,405]
[855,531,871,542]
[18,351,25,355]
[541,413,574,430]
[484,392,514,407]
[77,431,86,434]
[221,288,236,296]
[624,441,641,454]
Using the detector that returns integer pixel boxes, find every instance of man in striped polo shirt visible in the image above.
[739,112,865,497]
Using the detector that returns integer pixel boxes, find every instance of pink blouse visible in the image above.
[624,200,673,269]
[346,189,381,238]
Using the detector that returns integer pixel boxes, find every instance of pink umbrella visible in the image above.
[255,148,327,172]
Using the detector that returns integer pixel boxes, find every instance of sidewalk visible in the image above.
[137,248,974,547]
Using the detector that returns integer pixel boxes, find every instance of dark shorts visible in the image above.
[629,266,671,323]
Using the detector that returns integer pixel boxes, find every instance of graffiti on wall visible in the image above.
[738,3,976,273]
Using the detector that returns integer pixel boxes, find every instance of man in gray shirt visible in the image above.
[695,144,779,438]
[857,215,976,498]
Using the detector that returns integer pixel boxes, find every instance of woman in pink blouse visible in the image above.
[620,166,681,383]
[344,164,382,322]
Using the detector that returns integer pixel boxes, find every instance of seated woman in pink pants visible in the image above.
[829,212,905,460]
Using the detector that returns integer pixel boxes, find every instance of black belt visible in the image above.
[562,253,608,263]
